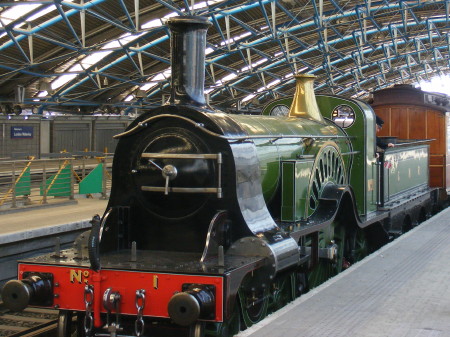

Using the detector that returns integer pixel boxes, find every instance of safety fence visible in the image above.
[0,154,113,210]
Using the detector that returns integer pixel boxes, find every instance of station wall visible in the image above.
[0,115,132,158]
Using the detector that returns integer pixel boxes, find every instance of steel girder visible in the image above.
[0,0,448,113]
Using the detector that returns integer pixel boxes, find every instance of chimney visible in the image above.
[289,74,324,123]
[166,16,212,107]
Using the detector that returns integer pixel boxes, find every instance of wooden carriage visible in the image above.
[371,84,450,198]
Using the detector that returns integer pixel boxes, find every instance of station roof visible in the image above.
[0,0,449,114]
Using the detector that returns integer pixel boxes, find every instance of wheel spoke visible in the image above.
[269,273,294,311]
[346,228,369,264]
[238,278,269,328]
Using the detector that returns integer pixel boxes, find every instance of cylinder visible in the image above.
[166,16,212,107]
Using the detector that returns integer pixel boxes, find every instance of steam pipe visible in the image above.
[166,16,212,107]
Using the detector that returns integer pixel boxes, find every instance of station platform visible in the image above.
[239,207,450,337]
[0,197,109,288]
[0,198,108,244]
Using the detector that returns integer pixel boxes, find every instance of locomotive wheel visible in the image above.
[189,322,206,337]
[308,222,346,288]
[307,145,346,217]
[204,302,241,337]
[308,224,369,288]
[238,275,269,328]
[345,227,369,264]
[269,272,295,311]
[57,310,85,337]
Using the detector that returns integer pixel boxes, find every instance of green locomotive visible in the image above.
[263,82,433,237]
[2,16,435,337]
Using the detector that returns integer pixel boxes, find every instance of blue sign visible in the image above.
[11,126,33,139]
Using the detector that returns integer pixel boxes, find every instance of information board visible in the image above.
[11,126,33,139]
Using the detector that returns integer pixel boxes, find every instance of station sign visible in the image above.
[11,126,34,139]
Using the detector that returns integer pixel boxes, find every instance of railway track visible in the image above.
[0,303,58,336]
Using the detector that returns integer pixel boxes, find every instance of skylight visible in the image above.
[0,0,74,32]
[418,74,450,96]
[241,58,268,72]
[220,31,252,46]
[0,4,41,25]
[2,0,271,104]
[242,94,256,102]
[140,82,158,91]
[30,0,229,97]
[257,79,281,92]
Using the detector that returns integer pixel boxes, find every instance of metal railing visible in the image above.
[0,154,113,210]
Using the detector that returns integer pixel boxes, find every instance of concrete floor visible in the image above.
[0,197,108,244]
[239,208,450,337]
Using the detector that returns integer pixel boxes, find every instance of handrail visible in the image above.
[40,160,70,204]
[0,156,35,206]
[388,139,435,148]
[114,114,353,142]
[0,156,113,210]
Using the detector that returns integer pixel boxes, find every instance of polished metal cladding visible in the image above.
[289,74,325,123]
[166,16,212,107]
[228,236,299,275]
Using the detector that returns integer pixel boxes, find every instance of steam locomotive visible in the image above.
[1,16,435,337]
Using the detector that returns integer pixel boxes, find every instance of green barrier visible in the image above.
[79,163,103,194]
[40,166,72,196]
[16,167,31,196]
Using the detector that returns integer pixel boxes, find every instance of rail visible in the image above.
[0,302,59,337]
[0,153,113,211]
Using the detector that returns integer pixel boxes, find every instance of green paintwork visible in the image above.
[281,159,314,221]
[79,163,103,194]
[40,166,72,196]
[383,145,429,201]
[227,114,350,220]
[316,95,378,216]
[260,93,432,222]
[262,94,378,217]
[15,167,31,196]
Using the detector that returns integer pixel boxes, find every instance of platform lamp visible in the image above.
[38,80,52,94]
[15,85,25,104]
[14,85,25,115]
[135,89,146,99]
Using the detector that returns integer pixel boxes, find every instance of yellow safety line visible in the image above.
[0,156,35,206]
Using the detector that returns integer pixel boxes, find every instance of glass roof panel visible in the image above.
[418,75,450,96]
[0,4,41,24]
[0,0,449,111]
